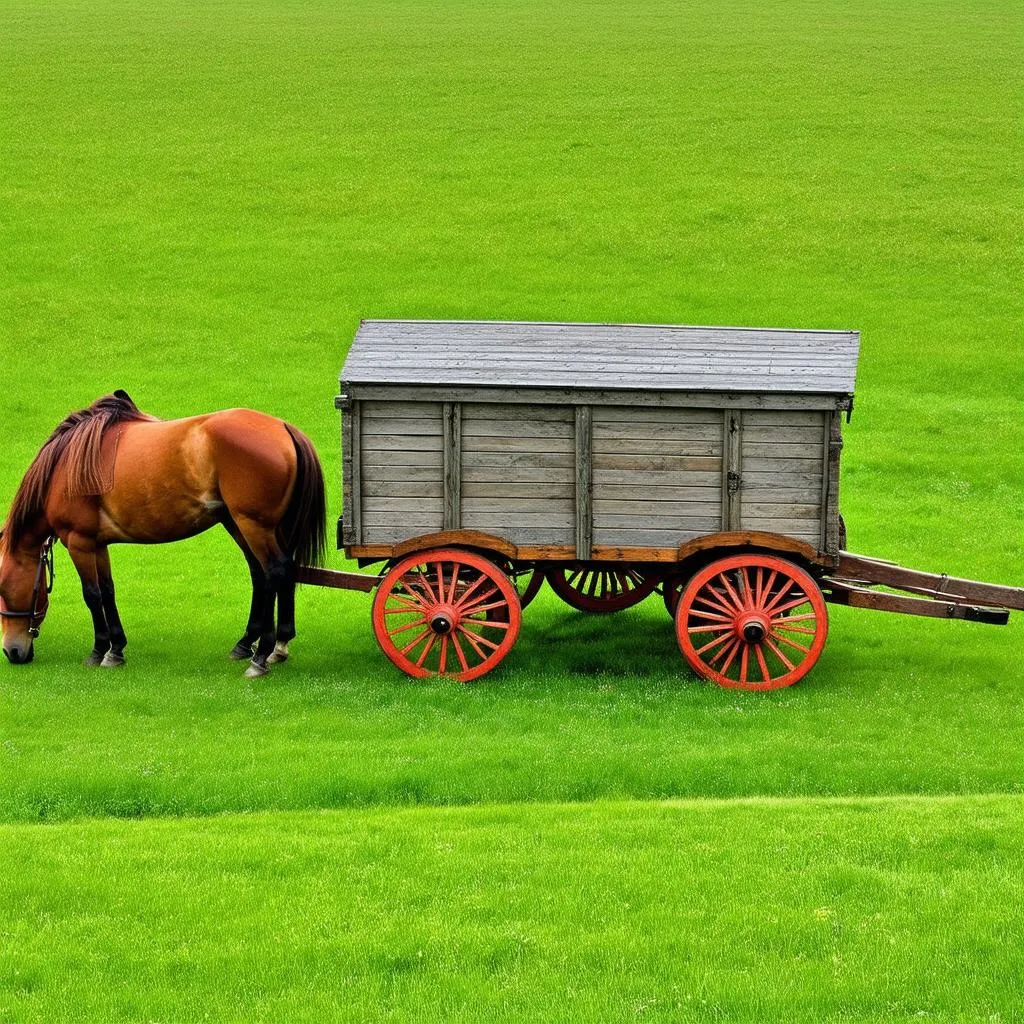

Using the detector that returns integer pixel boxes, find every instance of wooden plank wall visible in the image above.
[352,397,835,555]
[359,401,444,543]
[591,406,724,548]
[738,410,826,547]
[459,402,575,546]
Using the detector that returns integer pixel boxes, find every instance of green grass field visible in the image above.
[2,0,1022,1019]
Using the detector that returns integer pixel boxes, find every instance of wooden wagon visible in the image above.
[302,319,1024,689]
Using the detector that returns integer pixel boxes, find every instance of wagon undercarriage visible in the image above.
[298,534,1024,690]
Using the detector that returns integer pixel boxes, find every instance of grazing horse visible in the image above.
[0,391,326,677]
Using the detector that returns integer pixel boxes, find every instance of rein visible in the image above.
[0,536,55,638]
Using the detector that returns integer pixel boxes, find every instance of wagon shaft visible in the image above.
[295,566,381,592]
[827,552,1024,617]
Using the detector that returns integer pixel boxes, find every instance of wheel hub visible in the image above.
[736,613,770,644]
[430,613,453,635]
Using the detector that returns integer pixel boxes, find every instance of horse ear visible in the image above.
[113,389,135,405]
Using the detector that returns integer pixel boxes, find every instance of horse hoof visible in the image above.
[229,642,254,661]
[267,642,289,665]
[100,653,126,669]
[244,660,269,679]
[84,652,106,667]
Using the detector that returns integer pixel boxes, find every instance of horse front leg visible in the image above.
[67,537,111,667]
[95,546,127,668]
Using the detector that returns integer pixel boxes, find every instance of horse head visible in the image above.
[0,530,52,664]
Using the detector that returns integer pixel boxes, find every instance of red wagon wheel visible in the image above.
[546,564,659,613]
[372,548,522,682]
[675,554,828,691]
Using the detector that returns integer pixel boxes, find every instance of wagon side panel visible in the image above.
[591,405,724,548]
[460,402,575,546]
[359,400,445,544]
[739,409,827,547]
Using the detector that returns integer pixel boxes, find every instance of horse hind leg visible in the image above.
[225,516,287,678]
[224,524,266,661]
[267,557,297,665]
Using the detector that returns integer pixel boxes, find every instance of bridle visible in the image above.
[0,536,55,638]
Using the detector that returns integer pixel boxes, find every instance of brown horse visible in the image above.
[0,391,326,676]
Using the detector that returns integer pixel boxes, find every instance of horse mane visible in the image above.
[2,391,153,549]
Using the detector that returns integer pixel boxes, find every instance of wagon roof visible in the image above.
[342,320,860,395]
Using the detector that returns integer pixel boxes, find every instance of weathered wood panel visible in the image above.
[459,403,575,546]
[359,400,444,544]
[592,404,724,548]
[739,410,827,548]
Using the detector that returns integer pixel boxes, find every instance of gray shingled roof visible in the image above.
[341,320,860,395]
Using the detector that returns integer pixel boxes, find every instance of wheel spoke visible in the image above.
[688,606,734,623]
[716,574,746,612]
[384,598,426,614]
[458,625,500,651]
[772,622,817,636]
[399,628,432,656]
[414,634,437,668]
[458,585,500,614]
[453,573,489,610]
[462,618,511,631]
[695,631,734,657]
[740,567,753,610]
[762,579,795,615]
[451,632,470,672]
[719,638,741,675]
[403,573,435,606]
[764,636,795,671]
[687,622,734,634]
[438,635,448,674]
[775,632,811,655]
[694,589,735,617]
[754,643,771,683]
[447,562,461,604]
[756,570,778,610]
[770,593,812,617]
[387,616,429,635]
[739,644,749,685]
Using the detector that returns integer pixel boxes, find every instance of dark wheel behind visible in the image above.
[546,564,660,613]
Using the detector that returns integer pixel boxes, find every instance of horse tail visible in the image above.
[280,423,327,568]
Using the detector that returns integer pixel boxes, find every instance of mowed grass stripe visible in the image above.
[3,796,1023,1022]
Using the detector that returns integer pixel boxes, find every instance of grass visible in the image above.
[1,0,1022,1018]
[4,796,1024,1022]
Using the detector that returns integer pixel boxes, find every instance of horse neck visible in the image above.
[6,514,52,560]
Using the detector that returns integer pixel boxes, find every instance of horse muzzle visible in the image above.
[2,642,33,664]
